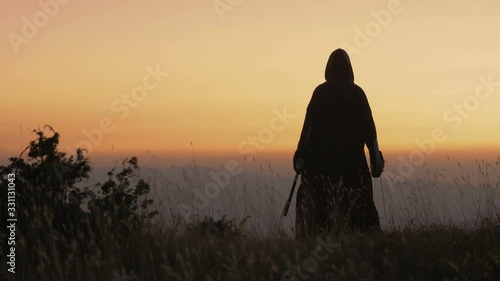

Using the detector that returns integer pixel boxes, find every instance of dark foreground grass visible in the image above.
[2,129,499,281]
[6,218,500,281]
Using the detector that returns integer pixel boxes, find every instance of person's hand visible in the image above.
[293,150,305,174]
[370,151,384,178]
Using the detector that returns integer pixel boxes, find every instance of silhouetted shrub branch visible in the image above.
[0,125,157,280]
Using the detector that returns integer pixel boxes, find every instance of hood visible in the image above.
[325,49,354,83]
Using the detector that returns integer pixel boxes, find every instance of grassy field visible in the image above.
[6,214,500,281]
[3,164,500,281]
[2,129,500,281]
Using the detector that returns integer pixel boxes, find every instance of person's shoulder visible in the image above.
[351,83,365,93]
[306,83,328,110]
[350,83,368,99]
[314,82,329,93]
[311,82,329,99]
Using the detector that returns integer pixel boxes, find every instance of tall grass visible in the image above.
[2,153,500,281]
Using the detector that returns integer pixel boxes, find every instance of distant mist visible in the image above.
[81,150,500,236]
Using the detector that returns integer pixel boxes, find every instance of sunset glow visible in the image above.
[1,0,499,167]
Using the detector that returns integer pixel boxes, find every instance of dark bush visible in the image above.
[0,125,157,280]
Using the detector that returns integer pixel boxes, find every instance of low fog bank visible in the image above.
[85,152,500,236]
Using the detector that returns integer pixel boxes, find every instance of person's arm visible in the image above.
[359,88,384,178]
[293,89,320,174]
[293,126,311,174]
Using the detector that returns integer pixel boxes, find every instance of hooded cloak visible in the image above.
[294,49,380,236]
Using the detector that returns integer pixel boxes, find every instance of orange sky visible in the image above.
[1,0,499,167]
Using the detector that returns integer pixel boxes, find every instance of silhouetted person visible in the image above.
[293,48,384,236]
